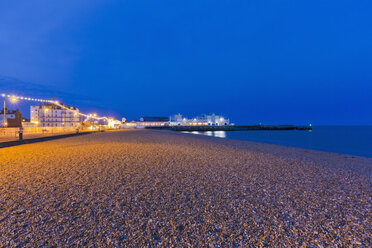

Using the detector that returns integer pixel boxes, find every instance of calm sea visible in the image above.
[185,126,372,158]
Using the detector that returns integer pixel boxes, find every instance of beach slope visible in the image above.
[0,130,370,246]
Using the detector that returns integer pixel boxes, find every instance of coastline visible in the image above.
[180,126,372,159]
[175,130,372,176]
[0,130,370,246]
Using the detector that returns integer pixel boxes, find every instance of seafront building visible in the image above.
[0,108,23,127]
[122,114,230,128]
[169,113,230,126]
[108,119,122,129]
[121,116,170,128]
[121,121,137,128]
[30,103,81,128]
[137,117,169,127]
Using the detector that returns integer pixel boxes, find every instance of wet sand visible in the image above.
[0,130,370,247]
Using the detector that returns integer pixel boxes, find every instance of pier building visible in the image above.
[169,113,230,126]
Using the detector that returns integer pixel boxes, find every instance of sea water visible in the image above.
[186,126,372,158]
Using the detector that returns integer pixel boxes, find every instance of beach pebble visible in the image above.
[0,130,370,246]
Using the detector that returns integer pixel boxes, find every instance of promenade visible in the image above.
[0,132,77,143]
[0,127,100,146]
[0,130,370,246]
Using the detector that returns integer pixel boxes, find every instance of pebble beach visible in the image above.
[0,130,370,247]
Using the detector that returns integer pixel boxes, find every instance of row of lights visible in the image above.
[1,93,114,122]
[1,93,53,103]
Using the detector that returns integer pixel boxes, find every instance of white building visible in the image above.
[31,103,81,128]
[169,113,230,126]
[197,113,230,126]
[121,121,137,129]
[108,119,122,129]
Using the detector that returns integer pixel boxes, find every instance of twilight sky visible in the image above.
[0,0,371,124]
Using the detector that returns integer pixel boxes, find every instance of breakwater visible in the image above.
[146,125,312,132]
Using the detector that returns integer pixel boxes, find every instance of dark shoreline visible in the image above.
[146,124,312,132]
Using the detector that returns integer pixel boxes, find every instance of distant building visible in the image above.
[127,114,231,128]
[137,116,169,127]
[169,114,184,125]
[169,113,230,126]
[0,108,23,127]
[30,103,81,128]
[108,119,122,129]
[121,121,137,128]
[196,113,230,126]
[140,117,169,122]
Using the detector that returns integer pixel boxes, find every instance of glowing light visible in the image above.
[2,92,111,122]
[214,131,226,138]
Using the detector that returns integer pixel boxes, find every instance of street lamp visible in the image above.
[1,95,17,128]
[2,95,5,128]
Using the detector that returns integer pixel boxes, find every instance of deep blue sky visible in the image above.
[0,0,371,124]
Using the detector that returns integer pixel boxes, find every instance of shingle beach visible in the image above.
[0,130,371,247]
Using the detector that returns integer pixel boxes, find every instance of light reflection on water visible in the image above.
[214,131,226,138]
[183,131,226,138]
